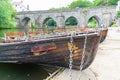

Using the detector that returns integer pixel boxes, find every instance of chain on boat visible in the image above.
[69,33,74,80]
[78,31,88,80]
[68,31,88,80]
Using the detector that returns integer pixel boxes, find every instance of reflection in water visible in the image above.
[0,63,58,80]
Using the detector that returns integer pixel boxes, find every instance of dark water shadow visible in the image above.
[0,63,58,80]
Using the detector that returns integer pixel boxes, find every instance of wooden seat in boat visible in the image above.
[54,29,66,33]
[4,32,26,42]
[54,28,77,33]
[79,27,93,31]
[28,31,40,35]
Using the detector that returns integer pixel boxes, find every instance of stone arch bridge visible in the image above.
[16,6,116,28]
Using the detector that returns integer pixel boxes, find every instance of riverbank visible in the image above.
[90,27,120,80]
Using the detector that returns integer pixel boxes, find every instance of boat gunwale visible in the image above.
[0,31,100,46]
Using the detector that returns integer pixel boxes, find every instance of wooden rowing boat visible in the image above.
[0,30,102,70]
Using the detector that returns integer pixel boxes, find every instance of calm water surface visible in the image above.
[0,29,58,80]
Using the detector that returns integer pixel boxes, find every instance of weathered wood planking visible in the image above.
[0,31,101,70]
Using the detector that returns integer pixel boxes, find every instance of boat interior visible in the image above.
[0,27,105,43]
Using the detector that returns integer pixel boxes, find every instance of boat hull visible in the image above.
[0,32,101,70]
[100,29,108,43]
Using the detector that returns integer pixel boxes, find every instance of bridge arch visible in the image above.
[42,17,57,28]
[22,17,31,25]
[65,16,78,27]
[87,15,101,28]
[21,16,35,28]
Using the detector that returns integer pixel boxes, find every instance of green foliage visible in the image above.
[0,0,16,28]
[109,0,119,5]
[88,17,98,28]
[93,0,106,6]
[93,0,119,6]
[49,8,58,10]
[0,29,17,39]
[46,19,57,27]
[68,0,93,8]
[45,19,57,33]
[50,7,68,10]
[111,22,117,27]
[65,17,78,26]
[31,21,35,30]
[49,0,118,10]
[117,11,120,19]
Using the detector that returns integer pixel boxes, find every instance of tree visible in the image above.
[109,0,119,5]
[65,17,78,26]
[46,19,57,27]
[117,11,120,19]
[45,19,57,32]
[0,0,16,28]
[88,17,98,28]
[50,7,68,10]
[93,0,119,6]
[49,0,119,10]
[68,0,93,8]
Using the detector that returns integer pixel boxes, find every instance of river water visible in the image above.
[0,29,58,80]
[0,63,59,80]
